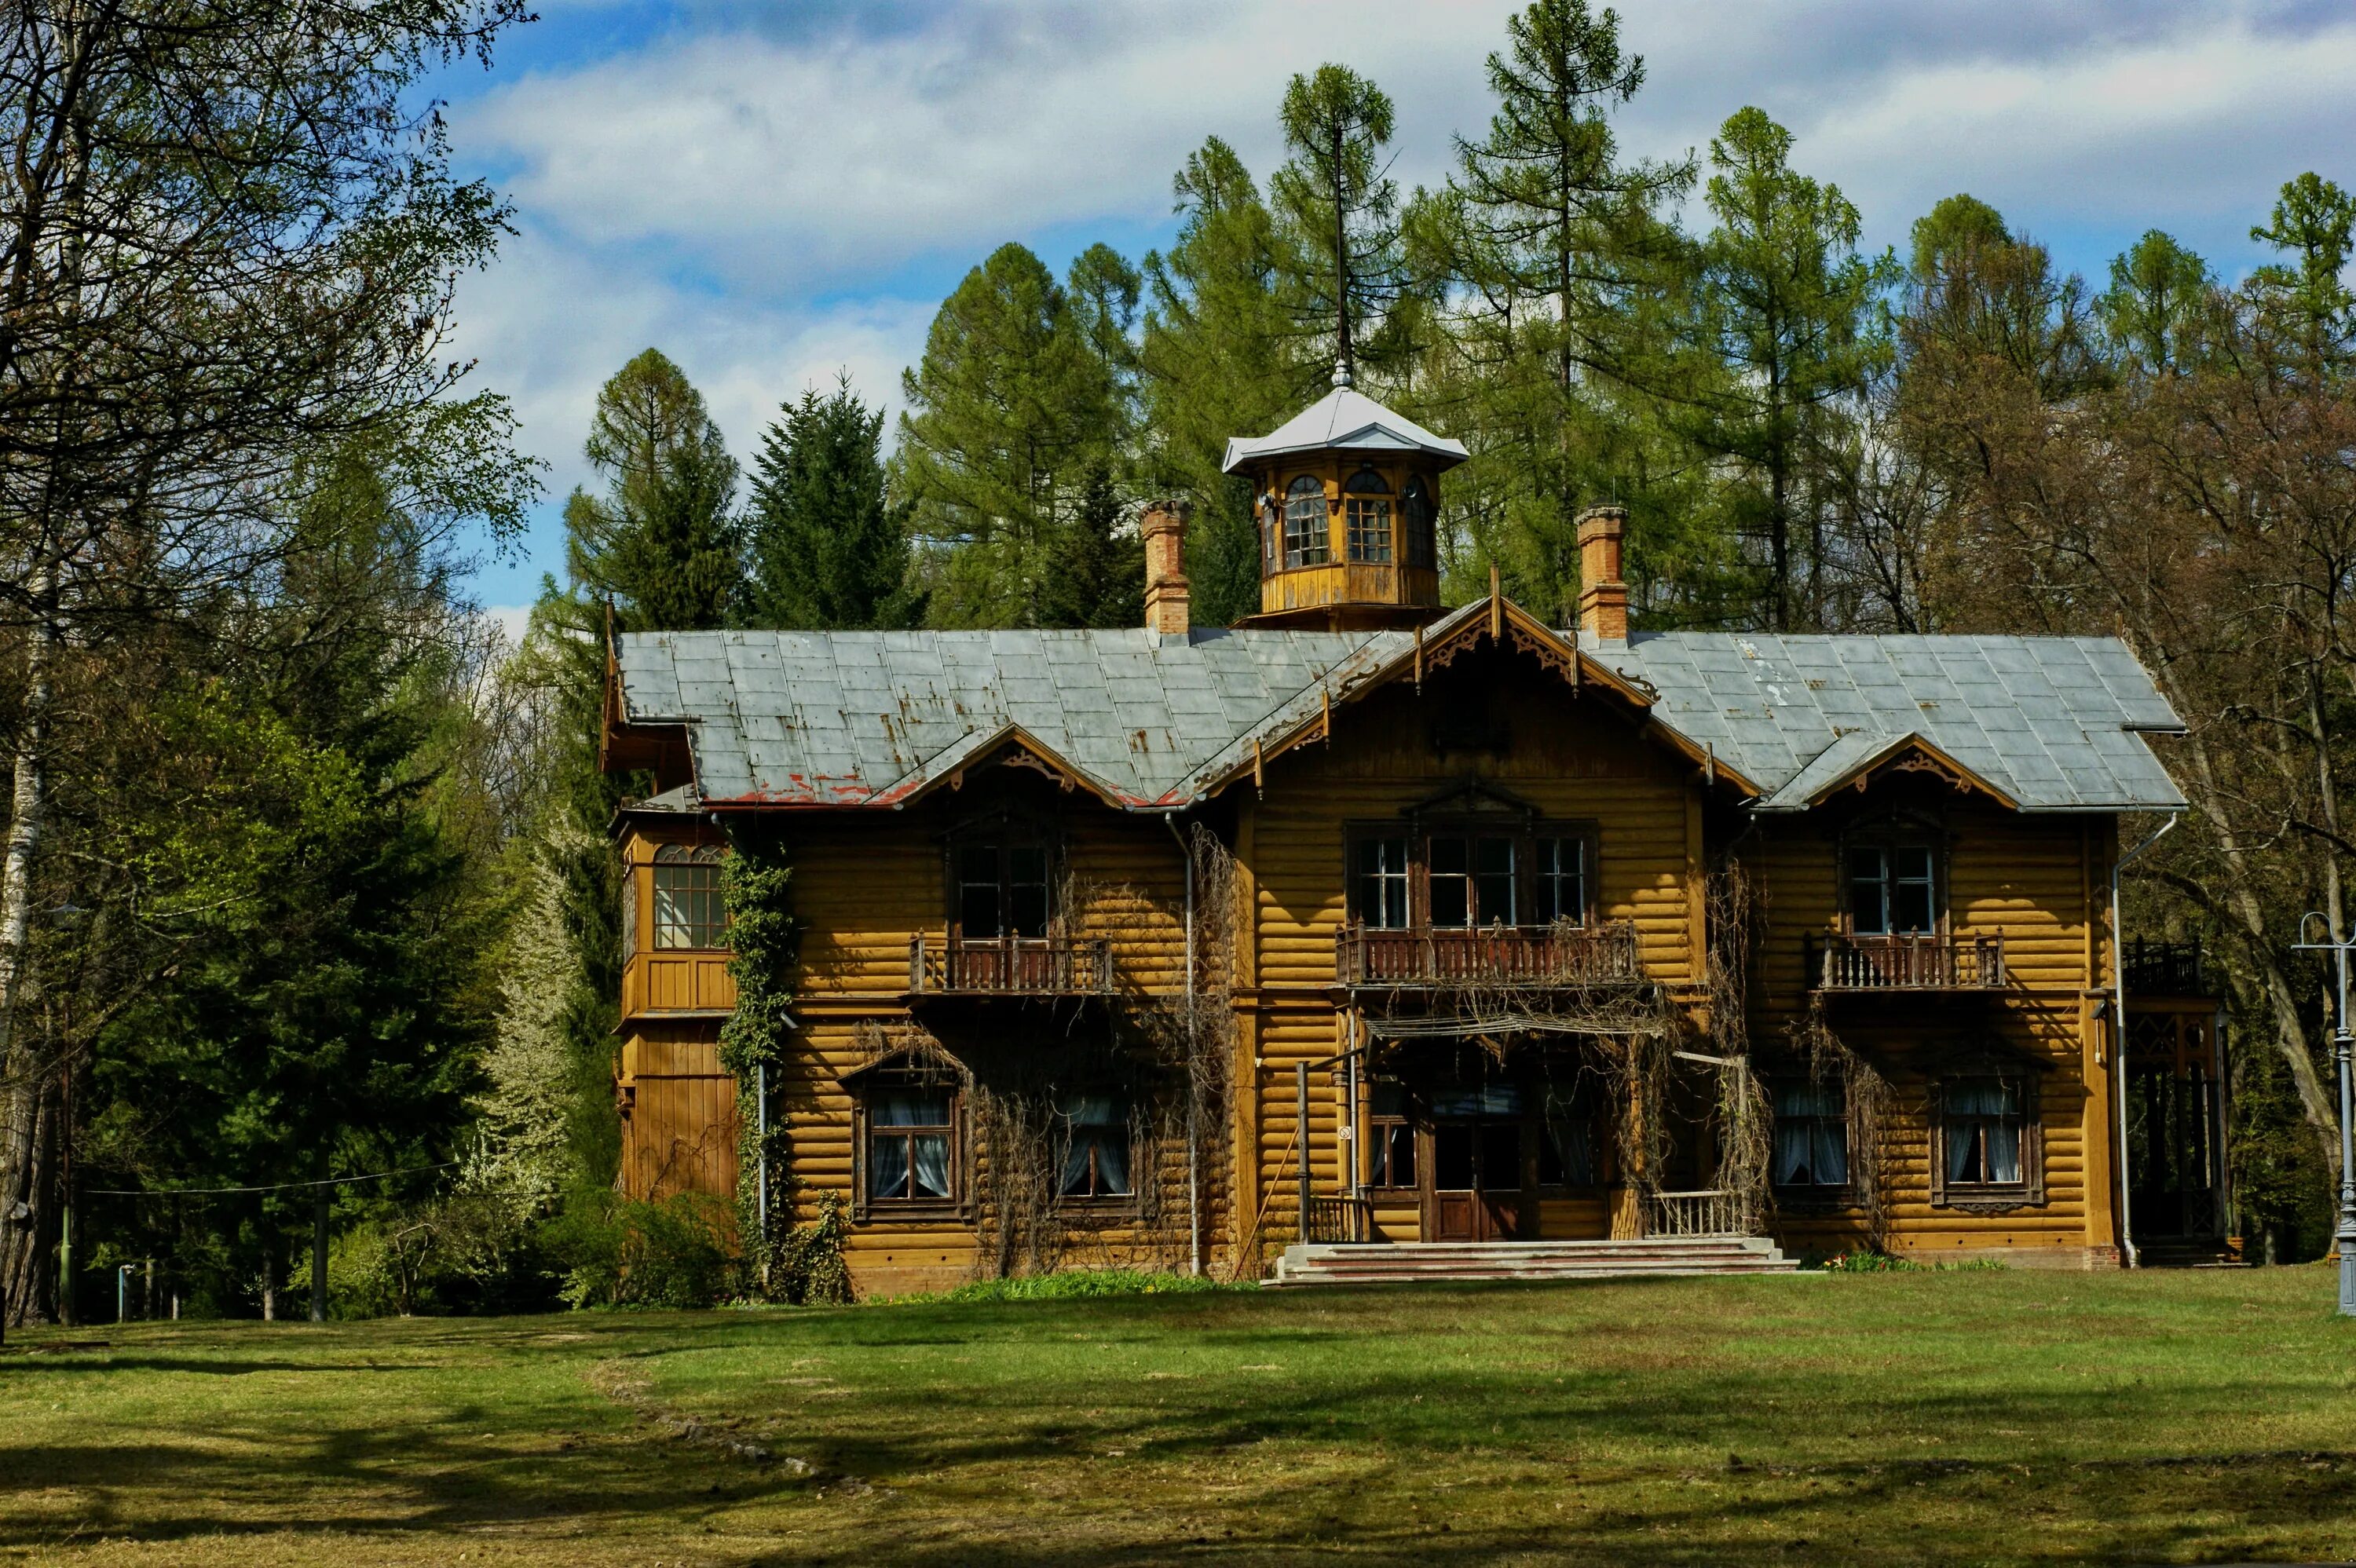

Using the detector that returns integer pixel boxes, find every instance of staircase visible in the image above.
[1268,1235,1802,1288]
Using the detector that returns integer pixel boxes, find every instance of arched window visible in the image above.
[1282,475,1329,568]
[1344,468,1392,563]
[1402,474,1436,568]
[652,842,728,949]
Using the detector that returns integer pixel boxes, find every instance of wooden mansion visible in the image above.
[600,375,2228,1292]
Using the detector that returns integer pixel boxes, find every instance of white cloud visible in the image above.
[440,0,2356,598]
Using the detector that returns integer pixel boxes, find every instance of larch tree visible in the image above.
[1674,108,1899,630]
[1139,137,1319,627]
[897,243,1130,629]
[1271,64,1407,384]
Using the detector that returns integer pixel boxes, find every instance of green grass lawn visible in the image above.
[2,1266,2353,1565]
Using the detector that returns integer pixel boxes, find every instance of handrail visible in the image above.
[905,934,1115,996]
[1334,919,1644,989]
[1809,931,2005,992]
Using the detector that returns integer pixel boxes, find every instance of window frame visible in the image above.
[1769,1076,1854,1204]
[943,820,1058,946]
[1930,1069,2046,1210]
[650,842,729,951]
[1840,818,1948,938]
[1282,473,1330,568]
[1055,1091,1137,1204]
[854,1078,966,1217]
[1401,473,1436,568]
[1345,816,1600,931]
[1343,466,1393,564]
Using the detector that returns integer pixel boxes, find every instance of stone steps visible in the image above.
[1268,1235,1802,1287]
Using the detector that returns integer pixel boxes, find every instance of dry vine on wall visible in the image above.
[1787,998,1895,1250]
[1704,863,1773,1229]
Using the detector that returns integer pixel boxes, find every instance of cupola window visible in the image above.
[1282,475,1329,568]
[1402,474,1436,568]
[1344,468,1393,563]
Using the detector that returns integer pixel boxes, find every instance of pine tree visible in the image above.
[898,243,1129,628]
[746,375,913,630]
[2248,172,2356,375]
[1139,137,1319,627]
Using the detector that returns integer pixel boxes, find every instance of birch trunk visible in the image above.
[0,555,57,1329]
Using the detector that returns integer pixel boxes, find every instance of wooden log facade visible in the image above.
[603,386,2215,1295]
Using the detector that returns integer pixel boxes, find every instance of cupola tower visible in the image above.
[1220,365,1468,630]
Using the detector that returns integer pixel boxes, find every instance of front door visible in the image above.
[1427,1086,1524,1241]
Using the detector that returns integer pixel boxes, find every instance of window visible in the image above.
[1772,1080,1849,1190]
[1344,468,1392,562]
[1533,836,1586,926]
[1942,1077,2025,1186]
[652,842,727,948]
[955,835,1051,940]
[1366,1080,1416,1187]
[1058,1093,1132,1198]
[1849,844,1936,935]
[1352,835,1410,929]
[868,1088,957,1203]
[1429,833,1516,927]
[1282,474,1329,568]
[1402,475,1436,568]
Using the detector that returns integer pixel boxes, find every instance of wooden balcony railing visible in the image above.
[2124,936,2206,997]
[906,934,1114,997]
[1335,920,1644,990]
[1809,931,2005,992]
[1302,1194,1374,1245]
[1643,1189,1757,1238]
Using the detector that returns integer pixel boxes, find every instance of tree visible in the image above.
[2247,171,2356,366]
[1432,0,1717,622]
[746,375,913,630]
[1271,64,1406,382]
[562,349,741,634]
[2098,231,2213,375]
[0,0,533,1327]
[1139,137,1319,627]
[898,243,1130,629]
[1675,108,1899,630]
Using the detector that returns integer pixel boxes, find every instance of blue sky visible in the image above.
[427,0,2356,631]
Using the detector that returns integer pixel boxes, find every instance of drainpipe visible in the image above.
[2110,813,2179,1270]
[1165,813,1201,1277]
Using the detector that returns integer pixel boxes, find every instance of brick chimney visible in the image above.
[1575,504,1629,644]
[1142,499,1191,641]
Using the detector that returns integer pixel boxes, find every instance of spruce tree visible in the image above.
[746,375,913,630]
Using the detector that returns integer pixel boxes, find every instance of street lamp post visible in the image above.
[2292,913,2356,1316]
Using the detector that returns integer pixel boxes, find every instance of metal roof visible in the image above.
[1590,632,2186,813]
[612,620,2186,816]
[1220,386,1469,475]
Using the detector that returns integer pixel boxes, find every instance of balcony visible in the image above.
[906,934,1115,998]
[2124,936,2206,996]
[620,949,736,1018]
[1335,920,1644,991]
[1808,931,2005,992]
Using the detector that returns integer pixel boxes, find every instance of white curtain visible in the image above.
[1945,1080,2019,1183]
[1775,1083,1846,1186]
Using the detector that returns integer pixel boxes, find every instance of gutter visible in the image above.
[2110,812,2179,1270]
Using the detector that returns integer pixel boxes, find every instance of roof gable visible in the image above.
[1220,386,1469,474]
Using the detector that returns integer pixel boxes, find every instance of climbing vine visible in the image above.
[717,821,831,1298]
